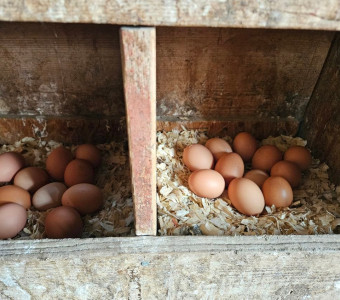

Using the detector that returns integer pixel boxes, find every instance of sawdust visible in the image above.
[1,137,134,239]
[157,129,340,236]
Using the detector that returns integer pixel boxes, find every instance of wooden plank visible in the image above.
[156,28,333,122]
[120,27,156,236]
[0,117,126,144]
[157,117,299,139]
[1,1,340,30]
[300,34,340,185]
[0,236,340,298]
[0,22,124,118]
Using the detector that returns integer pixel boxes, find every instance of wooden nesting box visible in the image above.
[1,1,340,299]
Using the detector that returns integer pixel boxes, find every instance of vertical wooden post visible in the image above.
[120,27,156,235]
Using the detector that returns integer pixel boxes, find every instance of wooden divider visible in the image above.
[120,27,157,235]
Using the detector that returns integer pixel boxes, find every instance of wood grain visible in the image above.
[1,1,340,30]
[0,236,339,298]
[300,33,340,185]
[0,117,126,145]
[156,27,333,122]
[120,27,157,236]
[0,22,124,117]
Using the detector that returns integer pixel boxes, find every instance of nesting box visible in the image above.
[1,1,340,299]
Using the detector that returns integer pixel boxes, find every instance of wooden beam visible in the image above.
[120,27,156,235]
[0,236,340,298]
[0,1,340,30]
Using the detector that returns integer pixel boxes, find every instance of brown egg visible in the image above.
[271,160,301,188]
[61,183,103,215]
[214,153,244,185]
[45,206,83,239]
[228,178,265,216]
[205,138,232,161]
[252,145,282,172]
[233,132,257,162]
[262,176,293,208]
[284,146,312,171]
[0,152,25,182]
[0,203,27,239]
[244,169,269,188]
[32,182,67,211]
[0,185,31,209]
[64,159,94,187]
[14,167,49,193]
[75,144,101,168]
[46,146,74,181]
[183,144,214,171]
[188,169,225,198]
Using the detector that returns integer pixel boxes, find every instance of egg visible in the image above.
[188,169,225,198]
[214,153,244,185]
[61,183,103,215]
[0,152,25,182]
[75,144,101,168]
[0,185,31,209]
[205,138,232,161]
[244,169,269,188]
[232,132,257,162]
[46,146,74,181]
[271,160,301,188]
[284,146,312,171]
[228,178,265,216]
[14,167,49,193]
[252,145,282,172]
[262,176,293,208]
[64,159,94,187]
[183,144,214,171]
[45,206,83,239]
[32,182,67,211]
[0,203,27,239]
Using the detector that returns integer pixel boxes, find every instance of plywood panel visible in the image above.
[0,22,124,117]
[1,1,340,31]
[300,33,340,185]
[0,236,340,299]
[156,28,333,124]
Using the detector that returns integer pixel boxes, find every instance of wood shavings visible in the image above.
[1,138,134,239]
[157,129,340,236]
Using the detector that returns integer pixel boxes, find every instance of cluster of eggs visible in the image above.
[0,144,102,240]
[183,132,312,216]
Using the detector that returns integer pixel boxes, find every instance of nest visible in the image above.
[156,129,340,236]
[1,137,134,239]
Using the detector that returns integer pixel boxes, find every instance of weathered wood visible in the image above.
[120,27,156,236]
[0,236,340,298]
[156,28,333,122]
[0,22,124,117]
[0,117,126,145]
[300,33,340,185]
[157,117,300,139]
[1,1,340,30]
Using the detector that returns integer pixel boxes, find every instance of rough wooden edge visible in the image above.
[0,0,340,30]
[1,235,340,257]
[120,27,156,236]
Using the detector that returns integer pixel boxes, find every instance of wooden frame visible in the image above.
[0,1,340,298]
[1,235,339,298]
[1,1,340,30]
